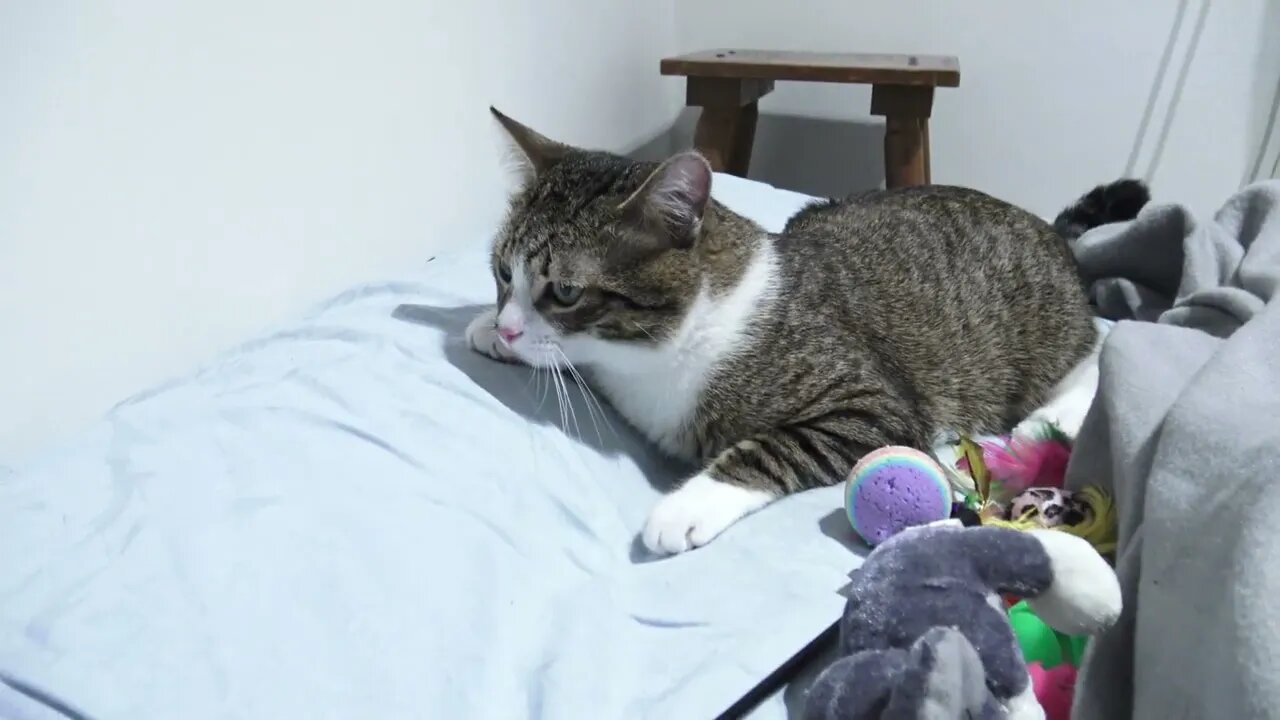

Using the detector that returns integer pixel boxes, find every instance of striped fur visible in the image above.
[473,110,1100,553]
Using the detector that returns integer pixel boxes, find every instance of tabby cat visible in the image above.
[467,108,1143,555]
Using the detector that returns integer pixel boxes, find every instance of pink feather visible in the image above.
[984,435,1071,494]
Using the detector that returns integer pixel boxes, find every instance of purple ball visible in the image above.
[845,447,951,546]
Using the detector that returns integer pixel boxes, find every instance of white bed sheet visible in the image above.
[0,174,861,720]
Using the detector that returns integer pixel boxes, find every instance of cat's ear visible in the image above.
[619,152,713,250]
[491,107,567,182]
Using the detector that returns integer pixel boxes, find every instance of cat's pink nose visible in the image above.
[497,326,523,344]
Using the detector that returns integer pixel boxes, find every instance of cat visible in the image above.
[468,107,1146,556]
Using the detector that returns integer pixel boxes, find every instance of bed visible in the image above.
[0,174,863,720]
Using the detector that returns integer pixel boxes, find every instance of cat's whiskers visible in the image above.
[532,341,568,435]
[523,340,584,442]
[554,345,613,444]
[630,322,659,343]
[547,350,567,432]
[550,361,580,442]
[532,357,550,413]
[554,348,598,442]
[559,364,583,442]
[523,356,542,395]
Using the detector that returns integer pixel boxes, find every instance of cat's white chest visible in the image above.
[589,360,706,458]
[566,240,778,460]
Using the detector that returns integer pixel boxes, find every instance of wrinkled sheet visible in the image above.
[0,174,862,720]
[1068,180,1280,719]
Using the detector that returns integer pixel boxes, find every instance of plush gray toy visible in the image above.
[804,521,1121,720]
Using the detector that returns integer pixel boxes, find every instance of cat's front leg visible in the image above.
[642,472,775,555]
[465,307,521,364]
[642,427,864,555]
[641,418,895,554]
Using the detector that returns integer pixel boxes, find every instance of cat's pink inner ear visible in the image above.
[630,152,712,249]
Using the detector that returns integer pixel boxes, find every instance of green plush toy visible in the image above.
[1008,600,1087,668]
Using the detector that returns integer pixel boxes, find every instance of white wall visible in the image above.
[0,1,681,459]
[5,1,1278,460]
[676,0,1280,217]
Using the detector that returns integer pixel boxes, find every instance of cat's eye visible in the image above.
[496,261,512,283]
[550,281,584,306]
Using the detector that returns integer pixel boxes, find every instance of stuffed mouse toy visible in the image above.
[803,521,1121,720]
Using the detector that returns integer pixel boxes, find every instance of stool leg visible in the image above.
[883,115,927,188]
[693,104,757,177]
[921,118,932,184]
[728,100,758,177]
[871,84,934,189]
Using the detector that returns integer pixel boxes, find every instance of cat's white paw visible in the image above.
[641,474,775,555]
[466,308,520,363]
[1016,381,1095,439]
[1016,403,1086,440]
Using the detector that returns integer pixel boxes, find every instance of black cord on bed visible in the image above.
[714,619,840,720]
[0,673,97,720]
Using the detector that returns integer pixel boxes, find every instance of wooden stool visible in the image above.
[660,50,961,188]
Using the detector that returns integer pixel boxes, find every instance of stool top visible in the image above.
[661,49,960,87]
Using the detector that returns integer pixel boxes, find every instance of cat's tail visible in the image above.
[1052,178,1150,241]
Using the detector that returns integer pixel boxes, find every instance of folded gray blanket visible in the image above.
[1068,180,1280,719]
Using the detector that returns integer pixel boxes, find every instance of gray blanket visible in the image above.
[1068,180,1280,719]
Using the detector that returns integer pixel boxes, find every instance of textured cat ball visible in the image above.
[845,447,952,546]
